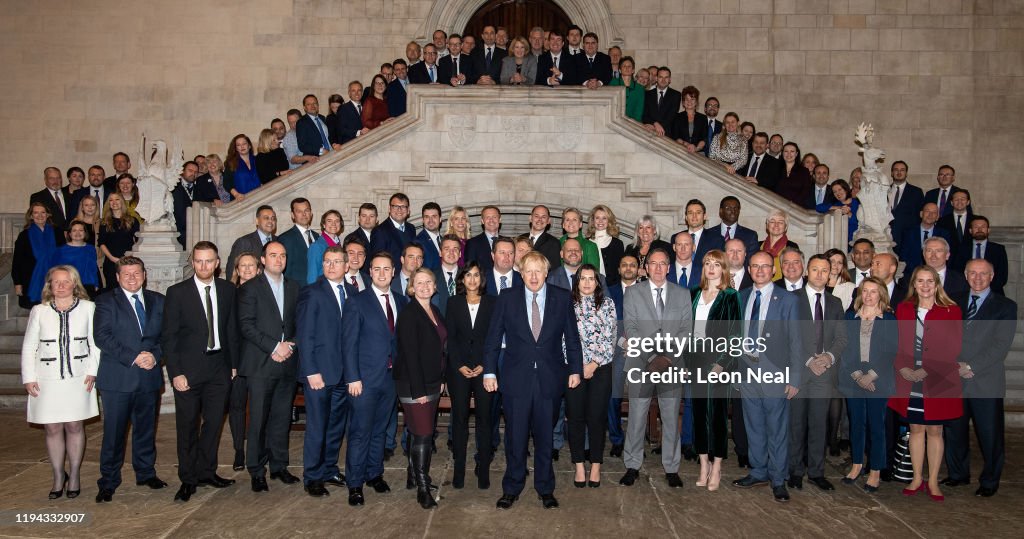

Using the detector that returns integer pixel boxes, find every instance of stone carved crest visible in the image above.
[447,115,477,149]
[135,134,181,226]
[502,117,529,149]
[553,117,583,151]
[852,123,894,249]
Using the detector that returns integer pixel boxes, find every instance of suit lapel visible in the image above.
[114,290,144,338]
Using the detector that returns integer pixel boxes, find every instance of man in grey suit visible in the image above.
[788,254,847,492]
[226,205,277,280]
[732,251,803,503]
[618,248,692,489]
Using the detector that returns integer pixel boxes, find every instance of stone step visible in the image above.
[0,316,29,333]
[0,388,25,409]
[0,351,20,370]
[0,367,20,387]
[0,335,24,349]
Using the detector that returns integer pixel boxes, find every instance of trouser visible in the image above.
[943,397,1005,489]
[847,397,887,469]
[731,388,749,459]
[97,389,160,491]
[501,377,558,496]
[623,387,681,473]
[448,368,494,473]
[174,375,230,484]
[345,383,396,488]
[302,382,350,484]
[553,398,566,450]
[228,375,248,456]
[566,364,612,464]
[789,397,829,478]
[741,383,790,487]
[246,376,296,476]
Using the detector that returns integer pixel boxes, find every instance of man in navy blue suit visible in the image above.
[277,198,319,283]
[923,164,963,218]
[342,251,409,507]
[337,82,365,144]
[954,216,1008,295]
[465,205,502,275]
[386,59,409,117]
[297,245,352,497]
[94,256,167,502]
[668,232,702,288]
[899,203,950,270]
[605,255,639,458]
[484,251,583,510]
[715,197,759,261]
[432,234,462,314]
[295,94,340,157]
[371,192,417,266]
[414,202,443,272]
[732,251,803,503]
[888,160,925,254]
[673,199,724,266]
[485,236,522,296]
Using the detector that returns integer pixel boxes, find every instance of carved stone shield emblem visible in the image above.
[553,117,583,151]
[447,115,477,149]
[502,117,529,149]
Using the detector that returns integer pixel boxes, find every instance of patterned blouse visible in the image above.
[573,295,617,366]
[708,131,749,169]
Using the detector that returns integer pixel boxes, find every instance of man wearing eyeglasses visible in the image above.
[370,192,417,266]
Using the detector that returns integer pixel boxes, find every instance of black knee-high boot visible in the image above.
[412,435,437,509]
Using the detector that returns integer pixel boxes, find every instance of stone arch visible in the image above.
[416,0,623,47]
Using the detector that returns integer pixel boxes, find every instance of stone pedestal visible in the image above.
[129,221,188,414]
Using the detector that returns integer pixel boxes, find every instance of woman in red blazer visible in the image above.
[888,265,963,502]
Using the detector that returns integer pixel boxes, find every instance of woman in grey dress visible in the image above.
[500,36,537,85]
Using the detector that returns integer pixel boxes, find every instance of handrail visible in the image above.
[0,213,24,253]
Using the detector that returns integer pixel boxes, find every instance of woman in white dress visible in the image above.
[21,265,100,499]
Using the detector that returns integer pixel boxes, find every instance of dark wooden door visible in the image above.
[463,0,573,41]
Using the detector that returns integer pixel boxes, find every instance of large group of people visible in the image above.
[16,21,1018,513]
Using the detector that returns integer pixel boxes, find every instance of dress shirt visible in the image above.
[399,271,411,294]
[194,275,221,350]
[803,285,835,363]
[49,188,66,213]
[360,228,372,245]
[648,280,667,316]
[783,278,803,291]
[122,287,145,329]
[968,287,991,314]
[295,224,313,247]
[266,274,285,325]
[886,280,895,300]
[674,262,693,284]
[257,230,273,246]
[747,152,765,177]
[720,223,737,239]
[973,239,988,259]
[744,282,775,341]
[563,266,576,284]
[390,217,408,233]
[346,271,366,291]
[426,63,437,83]
[327,278,347,307]
[525,285,547,327]
[690,227,704,247]
[853,268,870,286]
[373,284,398,319]
[425,229,440,250]
[493,268,514,289]
[815,185,827,205]
[731,268,746,290]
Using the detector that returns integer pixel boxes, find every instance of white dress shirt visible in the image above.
[193,276,221,350]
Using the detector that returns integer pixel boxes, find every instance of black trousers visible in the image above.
[565,364,612,464]
[228,375,248,455]
[246,376,296,476]
[943,397,1005,489]
[448,369,494,470]
[173,374,230,484]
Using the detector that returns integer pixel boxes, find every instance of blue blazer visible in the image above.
[485,270,522,297]
[739,286,803,390]
[671,229,725,266]
[463,233,494,275]
[337,101,363,144]
[341,286,408,389]
[838,311,897,398]
[296,277,347,386]
[889,182,925,253]
[278,225,319,283]
[370,219,416,266]
[416,229,442,272]
[94,289,165,393]
[667,261,702,288]
[898,226,951,270]
[386,79,407,117]
[483,284,583,399]
[607,283,625,321]
[714,222,759,261]
[295,114,331,157]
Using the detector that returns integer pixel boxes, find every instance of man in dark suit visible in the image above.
[923,164,963,218]
[485,236,522,296]
[296,94,338,157]
[334,81,365,145]
[30,167,72,232]
[69,165,113,219]
[343,237,371,293]
[415,202,443,272]
[702,97,722,157]
[386,59,409,117]
[788,255,848,492]
[161,242,239,501]
[605,255,639,457]
[226,205,277,281]
[642,67,681,136]
[171,161,218,248]
[526,205,561,269]
[472,25,507,85]
[484,251,583,509]
[732,251,803,503]
[725,239,754,291]
[923,236,969,298]
[277,198,319,283]
[954,216,1008,295]
[870,253,909,305]
[536,29,576,87]
[887,160,924,255]
[898,203,949,271]
[409,44,441,84]
[94,256,167,503]
[370,192,417,266]
[433,234,462,314]
[737,133,783,192]
[774,247,806,292]
[715,196,759,261]
[297,245,352,497]
[942,259,1018,497]
[438,34,476,86]
[344,202,378,251]
[464,205,502,275]
[937,189,974,259]
[104,151,131,187]
[809,164,837,210]
[342,251,409,506]
[673,199,725,265]
[572,32,612,88]
[668,232,702,288]
[238,241,300,492]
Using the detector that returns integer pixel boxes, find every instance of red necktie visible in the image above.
[383,293,395,368]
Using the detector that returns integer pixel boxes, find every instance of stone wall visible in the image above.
[2,0,1023,224]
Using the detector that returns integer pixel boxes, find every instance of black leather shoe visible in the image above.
[233,451,245,471]
[496,494,518,509]
[619,468,640,486]
[95,488,114,503]
[788,475,803,490]
[732,475,769,489]
[651,445,662,455]
[666,473,683,488]
[841,477,857,486]
[737,455,750,469]
[681,444,698,462]
[366,475,391,493]
[551,449,560,461]
[348,487,364,506]
[174,483,196,502]
[270,469,300,484]
[137,477,168,489]
[880,469,894,482]
[828,441,841,457]
[609,444,623,458]
[383,448,395,461]
[863,483,880,494]
[940,477,970,487]
[773,484,790,502]
[539,493,559,509]
[251,476,269,492]
[324,474,346,487]
[305,481,329,497]
[976,486,997,497]
[198,474,235,488]
[808,476,835,491]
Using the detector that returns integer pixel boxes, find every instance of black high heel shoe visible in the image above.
[67,473,80,499]
[48,473,68,500]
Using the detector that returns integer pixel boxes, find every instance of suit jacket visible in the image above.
[473,45,507,82]
[936,210,975,256]
[955,291,1018,398]
[952,240,1008,295]
[546,265,607,291]
[571,52,612,86]
[437,54,477,86]
[535,51,577,86]
[408,62,440,84]
[897,226,951,271]
[532,232,562,269]
[295,113,331,157]
[370,219,416,266]
[715,222,759,261]
[432,266,459,314]
[808,184,838,211]
[889,302,963,420]
[30,187,72,230]
[672,229,725,265]
[837,311,897,398]
[607,283,627,321]
[670,111,708,148]
[171,180,217,247]
[343,227,375,250]
[941,267,970,298]
[923,185,964,218]
[485,269,522,297]
[445,294,496,370]
[738,285,804,390]
[226,230,272,281]
[394,300,446,399]
[237,273,300,379]
[794,286,849,395]
[888,182,925,252]
[668,260,702,288]
[622,281,693,393]
[737,153,784,192]
[732,269,754,291]
[483,284,583,399]
[774,164,814,209]
[386,79,408,117]
[94,288,165,393]
[341,286,409,389]
[702,118,722,156]
[278,225,319,283]
[499,55,537,85]
[337,101,363,144]
[295,277,347,386]
[464,232,495,275]
[161,277,238,382]
[69,184,113,219]
[642,87,681,133]
[415,229,442,272]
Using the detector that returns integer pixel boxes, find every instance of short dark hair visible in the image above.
[392,58,407,67]
[455,260,487,296]
[370,250,394,267]
[379,62,393,71]
[968,214,990,228]
[402,241,424,257]
[548,27,563,39]
[583,31,599,42]
[705,96,720,106]
[807,253,831,267]
[492,236,515,254]
[891,160,908,171]
[66,166,84,179]
[753,131,769,142]
[567,24,582,36]
[939,164,956,175]
[256,204,275,218]
[286,108,302,117]
[658,66,671,76]
[113,151,130,162]
[422,202,442,215]
[343,237,368,252]
[192,240,219,256]
[325,244,347,260]
[647,247,671,263]
[117,255,145,273]
[720,196,740,209]
[270,118,285,126]
[290,197,310,212]
[441,233,462,249]
[358,202,378,214]
[302,94,317,103]
[390,192,410,205]
[182,161,197,171]
[852,238,875,250]
[686,198,707,214]
[953,188,971,200]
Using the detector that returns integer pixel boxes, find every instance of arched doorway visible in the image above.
[463,0,573,41]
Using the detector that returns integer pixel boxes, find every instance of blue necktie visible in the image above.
[429,65,436,83]
[747,290,762,340]
[966,294,979,321]
[975,242,982,259]
[314,116,330,151]
[680,267,687,286]
[132,293,146,333]
[337,284,346,311]
[500,276,508,291]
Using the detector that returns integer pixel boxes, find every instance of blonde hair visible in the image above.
[41,265,89,303]
[509,36,530,57]
[256,129,278,154]
[101,193,137,231]
[699,250,732,291]
[205,153,223,173]
[853,276,892,313]
[405,267,436,297]
[517,250,550,273]
[904,265,956,308]
[444,206,471,239]
[587,204,620,238]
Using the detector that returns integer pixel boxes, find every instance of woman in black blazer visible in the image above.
[394,267,447,509]
[444,261,496,490]
[671,85,709,154]
[587,204,625,286]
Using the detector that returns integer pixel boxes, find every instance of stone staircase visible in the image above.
[0,308,29,409]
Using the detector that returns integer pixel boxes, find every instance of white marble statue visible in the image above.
[134,134,180,226]
[852,123,893,248]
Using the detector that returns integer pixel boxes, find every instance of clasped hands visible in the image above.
[482,373,581,393]
[899,367,928,383]
[271,341,294,363]
[808,354,832,376]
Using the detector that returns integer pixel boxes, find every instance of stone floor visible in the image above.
[0,410,1020,538]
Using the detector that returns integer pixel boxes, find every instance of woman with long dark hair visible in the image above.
[224,134,260,199]
[361,75,391,130]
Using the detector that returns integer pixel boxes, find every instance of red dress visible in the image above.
[887,301,963,422]
[361,96,390,130]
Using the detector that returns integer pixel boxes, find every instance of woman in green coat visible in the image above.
[559,207,600,268]
[609,56,644,122]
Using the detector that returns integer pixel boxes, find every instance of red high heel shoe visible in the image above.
[927,485,945,502]
[902,482,926,496]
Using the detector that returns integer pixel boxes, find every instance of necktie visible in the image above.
[383,293,395,332]
[429,65,436,83]
[939,189,948,214]
[531,292,542,341]
[588,57,594,68]
[185,184,193,200]
[861,271,868,283]
[93,188,100,199]
[966,294,979,321]
[132,293,146,333]
[956,215,964,241]
[337,284,346,311]
[454,56,459,75]
[975,242,982,259]
[53,191,64,217]
[530,235,537,245]
[750,155,760,177]
[355,102,361,115]
[680,267,688,286]
[791,283,798,291]
[486,47,492,66]
[205,285,215,349]
[436,235,442,252]
[314,117,330,151]
[922,229,929,245]
[658,90,664,106]
[553,56,559,69]
[500,276,508,290]
[725,226,732,240]
[655,287,665,319]
[814,292,824,354]
[447,271,455,296]
[94,189,102,216]
[748,290,762,339]
[350,275,358,288]
[817,188,824,205]
[893,185,902,210]
[306,229,314,247]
